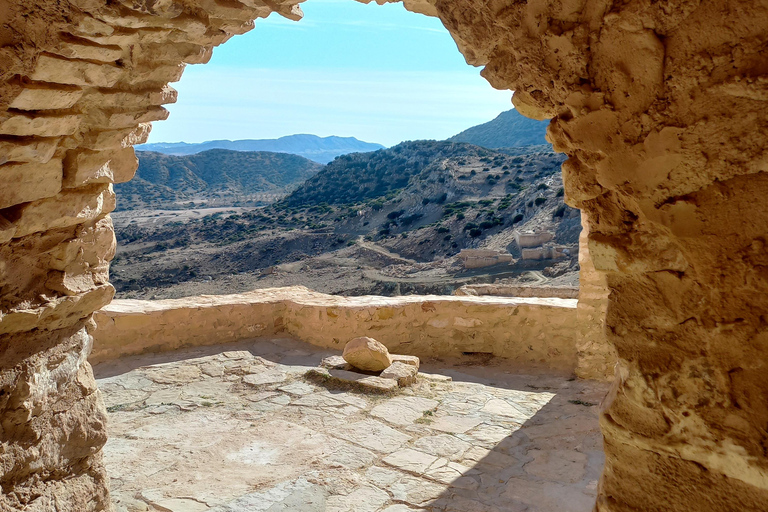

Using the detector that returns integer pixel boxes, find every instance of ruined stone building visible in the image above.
[1,0,766,510]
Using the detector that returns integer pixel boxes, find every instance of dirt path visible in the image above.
[356,235,418,265]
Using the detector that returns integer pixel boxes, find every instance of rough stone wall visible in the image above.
[1,0,767,510]
[0,0,298,509]
[574,213,614,381]
[90,286,580,370]
[430,0,768,509]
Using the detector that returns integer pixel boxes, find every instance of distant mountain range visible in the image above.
[115,149,322,210]
[136,134,385,164]
[448,109,549,148]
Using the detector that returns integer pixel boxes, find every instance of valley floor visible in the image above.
[111,208,579,300]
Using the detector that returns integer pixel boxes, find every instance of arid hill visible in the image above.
[114,149,323,210]
[112,141,576,298]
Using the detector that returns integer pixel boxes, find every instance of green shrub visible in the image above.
[469,228,482,237]
[535,197,547,206]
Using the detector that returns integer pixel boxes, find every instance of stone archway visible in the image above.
[1,0,767,510]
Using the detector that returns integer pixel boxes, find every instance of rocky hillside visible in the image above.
[137,134,385,163]
[277,141,576,261]
[112,141,578,298]
[115,149,323,210]
[448,109,549,148]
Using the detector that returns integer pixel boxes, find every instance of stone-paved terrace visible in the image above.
[94,338,610,512]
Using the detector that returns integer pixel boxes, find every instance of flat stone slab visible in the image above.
[96,338,610,512]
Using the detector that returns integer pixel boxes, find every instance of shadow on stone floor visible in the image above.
[94,337,609,512]
[421,390,607,512]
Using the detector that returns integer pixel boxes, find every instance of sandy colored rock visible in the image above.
[380,361,418,387]
[342,336,393,372]
[390,354,420,369]
[1,0,766,509]
[0,159,62,209]
[63,147,139,187]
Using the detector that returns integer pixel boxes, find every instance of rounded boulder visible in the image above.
[342,336,392,372]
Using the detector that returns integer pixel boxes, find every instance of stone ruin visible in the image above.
[457,248,514,268]
[314,336,423,391]
[1,0,767,510]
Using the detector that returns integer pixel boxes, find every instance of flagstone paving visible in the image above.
[95,338,610,512]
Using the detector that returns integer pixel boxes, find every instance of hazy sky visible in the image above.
[146,0,513,147]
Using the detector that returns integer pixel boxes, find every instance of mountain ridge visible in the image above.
[114,148,323,210]
[448,109,549,149]
[136,134,385,164]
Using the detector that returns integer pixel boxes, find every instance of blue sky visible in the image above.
[147,0,513,147]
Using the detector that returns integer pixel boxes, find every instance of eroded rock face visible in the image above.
[1,0,766,510]
[343,336,393,372]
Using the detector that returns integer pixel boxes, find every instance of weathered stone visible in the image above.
[320,355,348,369]
[63,147,138,187]
[383,448,438,474]
[342,336,392,372]
[30,54,123,87]
[81,123,152,151]
[334,419,411,454]
[0,159,62,209]
[370,396,439,426]
[2,0,767,509]
[390,354,419,368]
[327,368,399,392]
[380,361,418,387]
[0,138,59,164]
[413,434,472,460]
[50,41,124,62]
[0,284,114,334]
[11,185,115,238]
[243,369,286,387]
[9,86,84,110]
[0,113,80,136]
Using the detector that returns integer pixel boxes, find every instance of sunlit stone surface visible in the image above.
[96,338,608,512]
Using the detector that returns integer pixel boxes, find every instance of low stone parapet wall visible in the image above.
[91,286,580,373]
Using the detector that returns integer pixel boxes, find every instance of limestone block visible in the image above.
[133,43,212,65]
[87,85,177,109]
[63,148,138,187]
[71,17,115,37]
[46,217,116,272]
[95,11,208,35]
[0,138,59,164]
[49,41,124,62]
[11,185,115,238]
[94,107,169,129]
[81,124,152,151]
[0,325,111,510]
[125,62,185,86]
[380,362,418,387]
[0,113,80,136]
[0,159,62,209]
[115,0,185,18]
[343,336,393,372]
[30,54,123,88]
[9,86,84,110]
[320,355,349,369]
[321,368,399,392]
[47,263,110,295]
[390,354,420,369]
[76,27,173,47]
[0,285,113,336]
[190,0,272,22]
